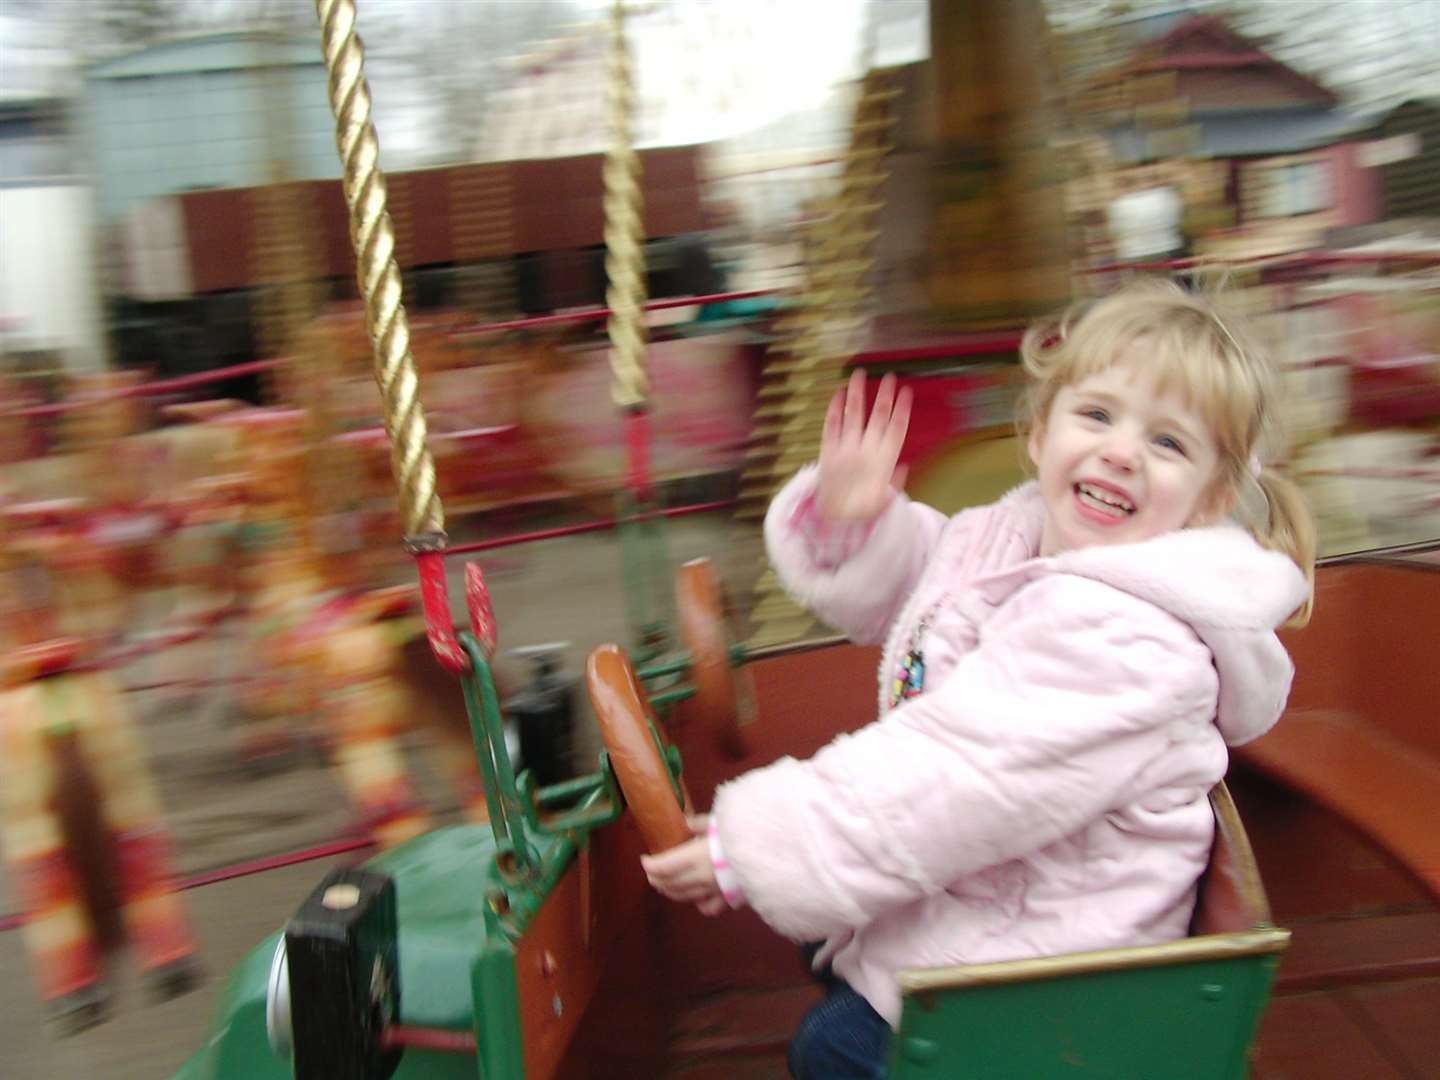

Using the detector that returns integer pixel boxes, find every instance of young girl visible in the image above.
[643,279,1315,1079]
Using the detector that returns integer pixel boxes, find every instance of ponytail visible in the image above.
[1251,467,1316,626]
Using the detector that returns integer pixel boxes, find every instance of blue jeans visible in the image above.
[787,984,890,1079]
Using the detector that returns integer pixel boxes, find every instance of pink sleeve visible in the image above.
[708,817,746,908]
[786,491,883,570]
[764,465,950,646]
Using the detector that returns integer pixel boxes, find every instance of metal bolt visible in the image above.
[552,992,563,1018]
[901,1037,939,1063]
[541,950,559,978]
[321,884,361,910]
[1201,983,1225,1001]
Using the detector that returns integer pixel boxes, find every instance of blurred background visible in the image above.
[0,1,1437,1076]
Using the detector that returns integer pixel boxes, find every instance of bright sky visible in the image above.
[361,0,929,162]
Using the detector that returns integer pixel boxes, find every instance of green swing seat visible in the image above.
[887,783,1287,1079]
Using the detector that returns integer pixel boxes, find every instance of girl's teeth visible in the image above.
[1077,485,1133,516]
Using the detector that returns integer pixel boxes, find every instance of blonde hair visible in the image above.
[1018,278,1315,624]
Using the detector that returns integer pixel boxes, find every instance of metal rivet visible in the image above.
[541,950,559,978]
[1201,983,1225,1001]
[901,1037,939,1063]
[321,884,360,910]
[552,993,563,1018]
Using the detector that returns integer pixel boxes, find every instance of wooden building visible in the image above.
[82,32,337,224]
[1065,12,1384,260]
[1367,97,1440,222]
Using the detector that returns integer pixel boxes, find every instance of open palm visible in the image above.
[816,370,913,522]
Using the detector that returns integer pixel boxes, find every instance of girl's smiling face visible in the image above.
[1028,358,1227,556]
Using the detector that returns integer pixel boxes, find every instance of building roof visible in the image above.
[86,31,320,81]
[1382,97,1440,116]
[1074,11,1368,162]
[0,94,65,118]
[1076,12,1338,114]
[1106,106,1376,162]
[1061,7,1199,83]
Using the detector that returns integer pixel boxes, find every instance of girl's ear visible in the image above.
[1193,473,1238,526]
[1026,423,1044,469]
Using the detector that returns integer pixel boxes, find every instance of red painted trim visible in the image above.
[438,500,735,557]
[414,550,469,675]
[1086,257,1201,274]
[455,289,773,336]
[718,155,845,178]
[380,1024,477,1054]
[1084,251,1440,275]
[464,562,498,660]
[0,836,379,932]
[1303,466,1440,482]
[94,605,240,669]
[3,359,280,419]
[624,409,654,498]
[1130,53,1270,71]
[178,836,376,890]
[854,333,1024,364]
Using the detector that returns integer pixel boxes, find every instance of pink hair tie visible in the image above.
[1248,453,1263,479]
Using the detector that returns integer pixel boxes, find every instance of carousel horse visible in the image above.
[217,406,492,844]
[0,516,201,1033]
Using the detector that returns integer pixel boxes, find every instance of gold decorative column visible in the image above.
[924,0,1069,325]
[742,69,900,647]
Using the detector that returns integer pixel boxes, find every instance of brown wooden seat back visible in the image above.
[1191,781,1273,936]
[1280,560,1440,757]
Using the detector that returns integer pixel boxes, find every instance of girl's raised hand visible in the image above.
[816,370,913,522]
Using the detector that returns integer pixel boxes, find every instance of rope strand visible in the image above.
[315,0,442,539]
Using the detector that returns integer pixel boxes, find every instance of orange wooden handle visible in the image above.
[676,558,755,760]
[586,643,691,853]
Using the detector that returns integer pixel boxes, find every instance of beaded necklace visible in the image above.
[889,597,943,709]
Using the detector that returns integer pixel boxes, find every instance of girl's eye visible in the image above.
[1154,434,1186,455]
[1080,407,1109,423]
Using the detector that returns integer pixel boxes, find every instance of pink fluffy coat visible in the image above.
[712,467,1307,1026]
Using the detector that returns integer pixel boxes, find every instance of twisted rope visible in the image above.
[603,0,650,410]
[315,0,442,540]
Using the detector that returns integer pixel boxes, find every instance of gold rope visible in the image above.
[603,0,649,410]
[314,0,442,540]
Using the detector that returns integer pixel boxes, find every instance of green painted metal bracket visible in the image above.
[647,685,697,708]
[636,653,691,680]
[616,490,675,662]
[457,631,587,884]
[514,759,624,840]
[472,939,527,1080]
[634,651,696,716]
[456,634,633,908]
[457,635,523,861]
[663,744,686,805]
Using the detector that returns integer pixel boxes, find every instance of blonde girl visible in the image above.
[645,279,1314,1079]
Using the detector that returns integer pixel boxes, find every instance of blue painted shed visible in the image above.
[83,31,338,222]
